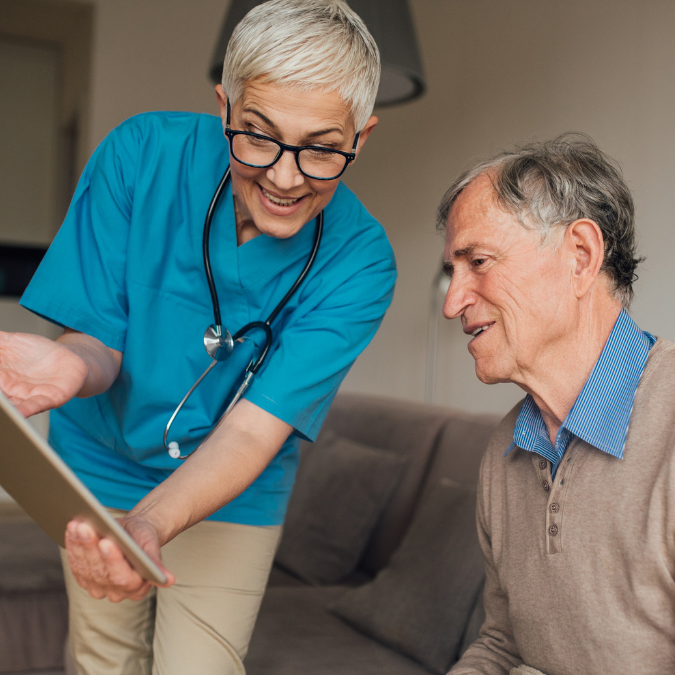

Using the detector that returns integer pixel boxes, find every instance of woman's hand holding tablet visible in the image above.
[65,515,175,602]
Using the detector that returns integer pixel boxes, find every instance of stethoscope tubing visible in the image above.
[163,359,218,454]
[164,166,324,459]
[202,167,231,329]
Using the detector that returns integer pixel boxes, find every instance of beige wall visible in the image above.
[38,0,675,416]
[0,40,59,245]
[341,0,675,415]
[84,0,230,148]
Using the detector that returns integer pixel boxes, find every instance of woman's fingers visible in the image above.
[65,522,143,599]
[65,518,170,601]
[66,522,109,585]
[96,537,146,591]
[9,394,55,418]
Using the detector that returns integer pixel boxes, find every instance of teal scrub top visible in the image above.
[20,112,396,526]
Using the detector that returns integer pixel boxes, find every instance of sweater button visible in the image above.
[542,480,550,491]
[550,503,559,513]
[539,459,547,470]
[549,524,558,536]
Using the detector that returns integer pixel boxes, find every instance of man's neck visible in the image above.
[524,298,623,445]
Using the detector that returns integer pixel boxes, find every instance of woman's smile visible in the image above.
[257,184,308,215]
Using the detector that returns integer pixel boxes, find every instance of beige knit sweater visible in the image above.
[451,338,675,675]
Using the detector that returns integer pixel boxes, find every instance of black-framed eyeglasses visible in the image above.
[225,102,359,181]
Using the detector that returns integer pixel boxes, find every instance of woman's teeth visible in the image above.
[262,187,301,207]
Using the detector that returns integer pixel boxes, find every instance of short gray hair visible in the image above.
[222,0,380,131]
[437,133,641,307]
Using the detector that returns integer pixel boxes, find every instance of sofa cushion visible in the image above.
[275,433,408,585]
[245,586,430,675]
[329,478,485,675]
[320,394,456,574]
[0,590,69,673]
[268,564,373,589]
[0,519,66,593]
[0,517,68,673]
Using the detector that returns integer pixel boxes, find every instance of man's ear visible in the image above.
[565,218,605,299]
[353,115,378,160]
[215,84,228,120]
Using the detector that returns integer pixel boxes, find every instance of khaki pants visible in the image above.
[60,516,282,675]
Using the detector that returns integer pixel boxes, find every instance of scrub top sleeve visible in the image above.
[244,243,396,442]
[20,122,139,352]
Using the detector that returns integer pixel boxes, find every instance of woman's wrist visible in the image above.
[56,330,123,397]
[125,490,193,547]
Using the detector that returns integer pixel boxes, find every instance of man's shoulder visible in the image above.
[631,336,675,421]
[645,336,675,366]
[479,399,525,475]
[638,337,675,394]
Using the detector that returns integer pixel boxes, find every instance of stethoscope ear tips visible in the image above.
[168,441,181,459]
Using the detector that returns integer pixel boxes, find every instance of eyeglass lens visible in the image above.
[230,134,348,179]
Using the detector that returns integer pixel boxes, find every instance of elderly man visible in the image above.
[440,135,675,675]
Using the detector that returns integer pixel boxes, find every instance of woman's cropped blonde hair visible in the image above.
[222,0,381,131]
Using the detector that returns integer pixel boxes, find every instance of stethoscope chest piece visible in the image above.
[204,324,234,361]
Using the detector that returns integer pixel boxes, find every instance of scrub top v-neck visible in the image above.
[21,111,397,526]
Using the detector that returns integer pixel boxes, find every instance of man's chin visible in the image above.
[474,361,509,385]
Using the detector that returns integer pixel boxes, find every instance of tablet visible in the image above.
[0,389,167,585]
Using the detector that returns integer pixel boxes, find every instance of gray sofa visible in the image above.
[0,393,499,674]
[0,505,68,674]
[246,393,499,675]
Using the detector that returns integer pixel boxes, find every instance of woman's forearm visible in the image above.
[126,399,292,544]
[56,329,123,397]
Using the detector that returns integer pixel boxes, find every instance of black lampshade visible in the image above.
[209,0,426,107]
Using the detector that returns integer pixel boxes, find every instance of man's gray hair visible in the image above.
[222,0,380,131]
[437,134,641,307]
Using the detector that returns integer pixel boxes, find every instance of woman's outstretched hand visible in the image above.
[0,331,89,417]
[0,328,122,417]
[65,515,175,602]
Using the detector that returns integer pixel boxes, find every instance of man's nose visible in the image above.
[443,271,475,320]
[266,150,305,190]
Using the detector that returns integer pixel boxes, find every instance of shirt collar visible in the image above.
[505,309,655,461]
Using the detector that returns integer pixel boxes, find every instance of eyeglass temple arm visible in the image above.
[351,132,361,156]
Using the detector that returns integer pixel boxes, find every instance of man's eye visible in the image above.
[472,258,486,267]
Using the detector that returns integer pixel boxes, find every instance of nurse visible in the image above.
[0,0,395,673]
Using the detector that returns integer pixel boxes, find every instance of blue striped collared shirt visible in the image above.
[504,309,656,480]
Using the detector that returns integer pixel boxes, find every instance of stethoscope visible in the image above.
[163,166,323,459]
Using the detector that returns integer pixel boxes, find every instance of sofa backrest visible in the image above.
[319,393,503,576]
[319,393,459,575]
[421,410,501,493]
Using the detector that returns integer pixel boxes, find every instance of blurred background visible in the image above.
[1,0,675,422]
